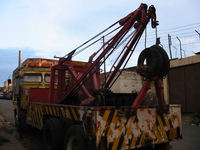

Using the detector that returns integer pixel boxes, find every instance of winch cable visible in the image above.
[63,21,119,58]
[104,29,135,78]
[70,27,135,93]
[108,33,143,89]
[73,25,122,57]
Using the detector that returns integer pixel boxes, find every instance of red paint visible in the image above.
[29,88,57,103]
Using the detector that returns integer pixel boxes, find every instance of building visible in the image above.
[3,80,12,99]
[105,67,143,93]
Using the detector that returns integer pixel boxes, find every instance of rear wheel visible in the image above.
[59,118,74,133]
[63,125,87,150]
[43,118,65,150]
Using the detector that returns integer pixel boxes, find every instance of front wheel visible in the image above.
[63,125,88,150]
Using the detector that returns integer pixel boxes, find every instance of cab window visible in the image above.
[44,74,58,83]
[23,73,42,82]
[44,74,50,83]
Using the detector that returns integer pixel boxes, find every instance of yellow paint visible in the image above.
[45,106,50,114]
[163,113,171,129]
[175,112,181,127]
[48,106,53,115]
[130,136,138,148]
[139,131,146,146]
[122,115,136,148]
[107,111,118,137]
[152,123,162,143]
[71,108,78,120]
[156,115,169,142]
[111,117,127,150]
[60,108,66,117]
[65,108,72,119]
[96,109,111,148]
[52,106,57,116]
[169,128,177,140]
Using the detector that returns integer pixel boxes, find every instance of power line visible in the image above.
[0,22,199,61]
[148,23,200,34]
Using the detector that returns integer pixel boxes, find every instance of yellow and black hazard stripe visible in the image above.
[27,103,80,129]
[95,107,182,150]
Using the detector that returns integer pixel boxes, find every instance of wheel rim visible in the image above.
[67,135,79,150]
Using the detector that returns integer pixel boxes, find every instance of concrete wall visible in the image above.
[170,54,200,68]
[110,70,143,93]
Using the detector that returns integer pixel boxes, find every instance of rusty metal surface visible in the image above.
[26,103,182,149]
[94,106,182,149]
[168,63,200,112]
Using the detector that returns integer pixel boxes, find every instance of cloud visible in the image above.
[182,38,196,45]
[0,0,199,87]
[0,1,66,49]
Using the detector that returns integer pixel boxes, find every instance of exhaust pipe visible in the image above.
[18,50,22,68]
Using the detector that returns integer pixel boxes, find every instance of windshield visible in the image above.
[24,73,42,82]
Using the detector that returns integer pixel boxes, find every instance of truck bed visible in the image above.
[26,102,182,149]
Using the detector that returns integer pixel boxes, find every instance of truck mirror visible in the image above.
[8,79,11,84]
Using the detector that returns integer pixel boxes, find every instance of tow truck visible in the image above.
[12,3,182,150]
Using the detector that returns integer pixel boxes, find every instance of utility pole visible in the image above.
[168,34,172,59]
[176,37,182,59]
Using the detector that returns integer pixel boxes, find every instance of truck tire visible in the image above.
[59,118,74,133]
[137,47,162,78]
[150,45,170,77]
[63,124,88,150]
[43,118,65,150]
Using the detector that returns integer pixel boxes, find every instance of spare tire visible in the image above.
[137,47,162,78]
[150,45,170,77]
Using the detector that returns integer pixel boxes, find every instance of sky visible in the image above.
[0,0,200,87]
